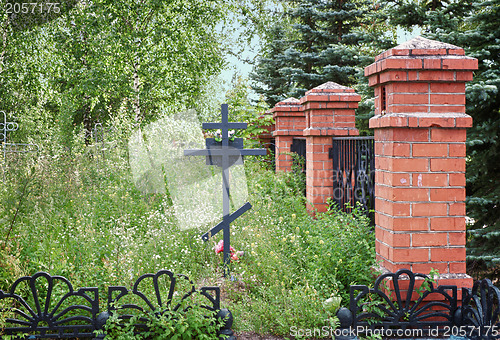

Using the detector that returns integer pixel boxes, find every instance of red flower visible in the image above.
[214,240,224,254]
[214,240,235,254]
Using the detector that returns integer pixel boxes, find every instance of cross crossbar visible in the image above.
[202,122,247,130]
[184,148,266,157]
[201,202,252,242]
[201,104,246,144]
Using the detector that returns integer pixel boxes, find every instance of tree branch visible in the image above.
[140,8,155,31]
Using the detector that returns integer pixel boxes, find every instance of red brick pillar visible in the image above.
[301,82,360,213]
[365,36,477,288]
[272,98,305,172]
[256,110,275,152]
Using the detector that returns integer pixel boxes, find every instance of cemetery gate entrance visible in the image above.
[290,137,307,195]
[329,136,375,223]
[290,137,306,173]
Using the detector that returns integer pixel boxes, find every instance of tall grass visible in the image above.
[0,144,376,336]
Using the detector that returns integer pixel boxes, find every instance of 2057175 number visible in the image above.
[4,2,60,14]
[443,325,499,337]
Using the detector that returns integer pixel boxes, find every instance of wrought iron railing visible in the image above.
[336,269,500,339]
[0,270,235,339]
[290,137,306,173]
[329,136,375,223]
[2,269,500,339]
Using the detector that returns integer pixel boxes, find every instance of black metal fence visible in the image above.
[290,137,306,173]
[2,269,500,339]
[290,138,307,195]
[0,270,234,339]
[329,136,375,223]
[336,269,500,339]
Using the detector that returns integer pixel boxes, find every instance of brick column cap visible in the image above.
[365,36,478,79]
[300,81,361,105]
[369,112,473,129]
[271,97,303,117]
[272,97,305,137]
[301,82,360,135]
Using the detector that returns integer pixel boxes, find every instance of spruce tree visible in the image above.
[456,0,500,273]
[252,0,375,104]
[386,0,500,275]
[251,23,295,107]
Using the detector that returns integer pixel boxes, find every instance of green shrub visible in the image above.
[0,144,376,337]
[101,303,222,340]
[225,159,376,335]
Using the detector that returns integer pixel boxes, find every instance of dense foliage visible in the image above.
[0,0,226,148]
[0,146,376,336]
[250,0,500,275]
[251,0,394,106]
[101,301,223,340]
[458,0,500,273]
[228,160,376,334]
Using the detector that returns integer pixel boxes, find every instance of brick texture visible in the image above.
[300,82,360,213]
[272,98,304,172]
[256,110,275,156]
[367,36,476,290]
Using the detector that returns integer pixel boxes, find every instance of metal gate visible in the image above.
[329,136,375,223]
[290,137,306,172]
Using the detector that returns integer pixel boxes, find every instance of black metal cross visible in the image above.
[184,104,266,276]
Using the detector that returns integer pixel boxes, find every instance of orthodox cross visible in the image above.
[184,104,266,276]
[0,111,39,160]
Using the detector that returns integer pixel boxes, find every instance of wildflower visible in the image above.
[319,240,325,245]
[292,214,296,219]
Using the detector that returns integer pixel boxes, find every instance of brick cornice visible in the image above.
[365,36,478,80]
[272,110,304,118]
[300,82,361,105]
[369,113,473,129]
